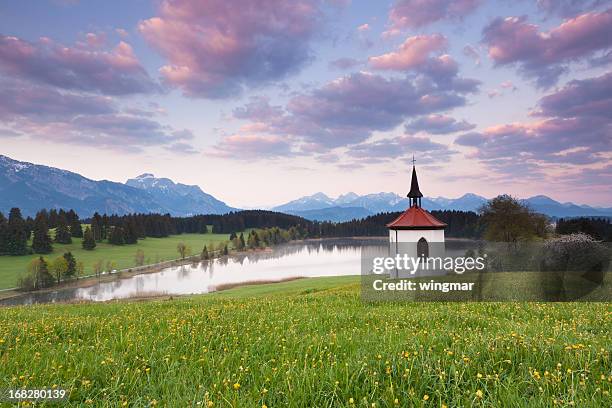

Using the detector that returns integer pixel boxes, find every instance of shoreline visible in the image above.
[0,246,275,302]
[0,236,476,304]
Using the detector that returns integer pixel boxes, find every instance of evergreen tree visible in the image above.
[7,208,28,255]
[32,212,53,254]
[82,226,96,250]
[0,211,8,255]
[108,226,125,245]
[54,215,72,244]
[48,209,58,229]
[70,215,83,238]
[123,218,138,244]
[91,213,102,241]
[36,256,54,289]
[239,233,245,249]
[229,231,237,240]
[223,244,228,256]
[63,252,77,279]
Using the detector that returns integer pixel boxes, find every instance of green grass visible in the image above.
[0,232,231,290]
[0,276,610,406]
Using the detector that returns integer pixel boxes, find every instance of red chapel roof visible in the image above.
[386,205,447,230]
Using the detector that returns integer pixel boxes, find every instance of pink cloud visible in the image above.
[535,72,612,119]
[0,35,157,95]
[405,114,475,134]
[0,82,192,152]
[369,34,447,70]
[211,134,296,159]
[536,0,608,17]
[456,73,612,168]
[346,134,456,163]
[389,0,481,29]
[223,69,478,158]
[482,9,612,87]
[139,0,334,98]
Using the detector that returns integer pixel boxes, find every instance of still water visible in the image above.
[1,238,474,306]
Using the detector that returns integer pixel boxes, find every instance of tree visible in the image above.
[69,211,83,238]
[123,218,139,245]
[134,249,145,266]
[247,230,260,249]
[108,226,125,245]
[54,215,72,244]
[50,256,68,284]
[7,208,28,255]
[93,260,104,278]
[63,252,77,279]
[0,211,8,254]
[177,242,190,259]
[201,245,209,260]
[31,212,53,254]
[91,213,103,242]
[239,233,245,249]
[82,226,96,250]
[19,256,54,290]
[223,244,228,256]
[479,195,549,243]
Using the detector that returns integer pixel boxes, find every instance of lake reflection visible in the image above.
[1,238,475,306]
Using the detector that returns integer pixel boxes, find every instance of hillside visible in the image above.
[0,277,609,406]
[0,155,234,217]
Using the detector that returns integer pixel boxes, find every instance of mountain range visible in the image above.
[1,154,610,221]
[0,155,234,217]
[273,192,612,221]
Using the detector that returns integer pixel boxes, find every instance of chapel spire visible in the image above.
[407,156,423,207]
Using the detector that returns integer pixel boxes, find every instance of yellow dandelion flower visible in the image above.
[349,397,354,404]
[207,401,214,407]
[476,390,483,399]
[423,394,429,401]
[233,383,241,390]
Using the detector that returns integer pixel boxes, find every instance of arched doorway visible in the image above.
[417,237,429,258]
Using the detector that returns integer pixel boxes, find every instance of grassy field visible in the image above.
[0,276,610,406]
[0,232,231,290]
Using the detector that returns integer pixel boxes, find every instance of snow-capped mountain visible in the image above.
[0,155,235,217]
[273,192,336,212]
[273,191,612,221]
[126,174,235,216]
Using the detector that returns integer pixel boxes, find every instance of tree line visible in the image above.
[8,200,607,258]
[0,206,490,257]
[556,217,612,241]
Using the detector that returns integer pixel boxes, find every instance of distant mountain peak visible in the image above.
[310,192,332,200]
[0,154,235,217]
[272,191,612,221]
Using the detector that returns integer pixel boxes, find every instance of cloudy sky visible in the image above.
[0,0,610,208]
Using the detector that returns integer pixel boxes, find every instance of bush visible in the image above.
[539,233,610,300]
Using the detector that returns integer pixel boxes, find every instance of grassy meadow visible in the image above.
[0,232,231,290]
[0,276,610,406]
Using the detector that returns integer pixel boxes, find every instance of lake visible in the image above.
[0,238,475,306]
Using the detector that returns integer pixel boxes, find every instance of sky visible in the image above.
[0,0,610,208]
